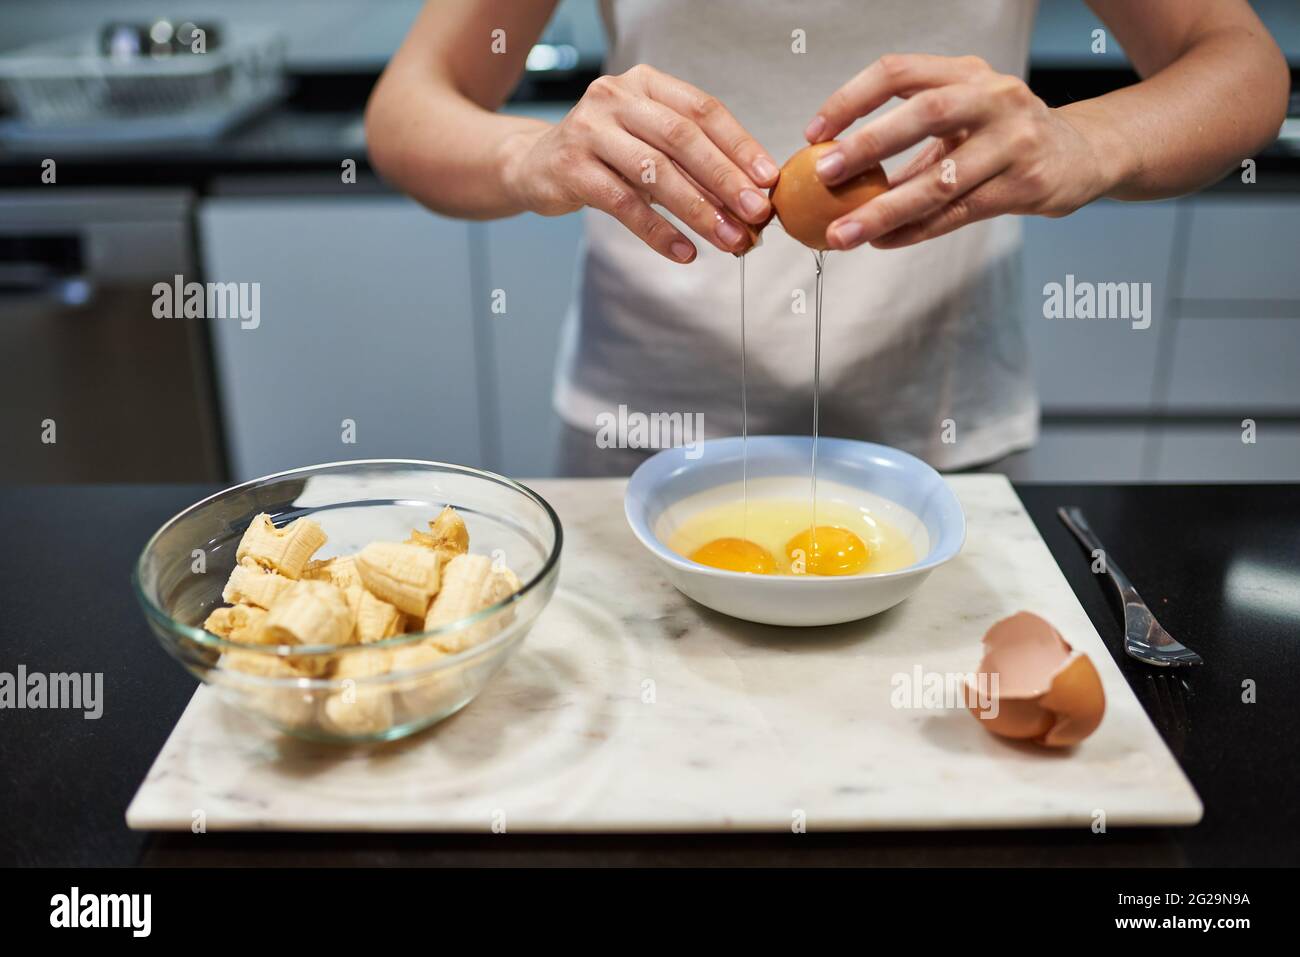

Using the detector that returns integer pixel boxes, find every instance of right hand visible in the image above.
[501,65,779,262]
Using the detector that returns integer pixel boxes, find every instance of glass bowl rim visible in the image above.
[132,457,563,671]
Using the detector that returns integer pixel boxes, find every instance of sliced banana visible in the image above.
[203,603,269,644]
[303,555,363,590]
[423,554,522,654]
[262,580,354,649]
[210,508,525,736]
[356,542,442,617]
[235,513,327,579]
[323,648,396,735]
[344,584,404,644]
[217,650,319,729]
[423,553,492,632]
[406,506,470,564]
[221,559,295,609]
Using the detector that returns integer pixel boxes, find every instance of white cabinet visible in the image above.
[479,213,583,478]
[1020,200,1176,412]
[1163,197,1300,413]
[198,185,1299,484]
[200,195,482,481]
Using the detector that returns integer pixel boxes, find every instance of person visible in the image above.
[365,1,1289,476]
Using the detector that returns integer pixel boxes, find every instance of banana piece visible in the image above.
[355,542,441,617]
[425,557,523,654]
[323,648,395,736]
[219,648,302,678]
[261,581,354,677]
[221,559,295,609]
[483,566,522,608]
[389,640,451,724]
[465,565,523,648]
[203,603,269,644]
[235,513,327,579]
[217,650,319,730]
[406,506,470,564]
[423,553,492,632]
[303,555,362,590]
[422,554,516,653]
[389,641,445,673]
[344,584,405,644]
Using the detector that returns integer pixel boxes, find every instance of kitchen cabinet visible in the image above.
[1162,197,1300,413]
[1019,200,1176,413]
[199,194,482,481]
[196,182,1299,483]
[479,213,583,478]
[0,189,223,482]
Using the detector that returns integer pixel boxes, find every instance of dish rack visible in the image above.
[0,25,286,149]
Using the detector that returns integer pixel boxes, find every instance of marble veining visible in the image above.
[126,475,1202,832]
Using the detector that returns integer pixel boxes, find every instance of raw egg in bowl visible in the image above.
[624,436,966,626]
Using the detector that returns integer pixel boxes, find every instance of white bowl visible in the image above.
[624,436,966,626]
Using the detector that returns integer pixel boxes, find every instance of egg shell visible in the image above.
[966,611,1106,748]
[769,141,890,250]
[736,209,774,256]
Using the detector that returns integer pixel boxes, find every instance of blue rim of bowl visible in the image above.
[624,436,966,584]
[131,458,564,678]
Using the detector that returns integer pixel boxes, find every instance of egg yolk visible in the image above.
[689,537,777,575]
[785,526,870,576]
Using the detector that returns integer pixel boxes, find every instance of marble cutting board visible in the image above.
[127,475,1202,832]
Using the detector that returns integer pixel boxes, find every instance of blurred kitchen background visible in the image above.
[2,0,1297,484]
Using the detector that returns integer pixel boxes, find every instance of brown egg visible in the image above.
[965,611,1106,748]
[769,141,889,250]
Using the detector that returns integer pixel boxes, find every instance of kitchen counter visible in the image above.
[2,69,1298,193]
[1,480,1296,866]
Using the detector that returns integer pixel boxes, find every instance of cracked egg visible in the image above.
[966,611,1106,748]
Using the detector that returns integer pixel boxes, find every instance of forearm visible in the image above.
[365,66,550,220]
[1062,25,1290,202]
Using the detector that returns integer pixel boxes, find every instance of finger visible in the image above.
[870,179,1005,248]
[594,130,752,252]
[807,53,992,143]
[825,138,1009,250]
[631,65,781,188]
[579,163,698,263]
[816,84,993,185]
[890,137,953,185]
[619,96,773,225]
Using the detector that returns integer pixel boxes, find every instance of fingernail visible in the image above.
[753,155,779,183]
[816,151,845,184]
[831,221,865,249]
[738,188,768,220]
[716,217,746,249]
[671,240,695,262]
[805,115,826,142]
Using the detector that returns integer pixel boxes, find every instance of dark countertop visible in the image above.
[1,481,1297,867]
[1,68,1298,193]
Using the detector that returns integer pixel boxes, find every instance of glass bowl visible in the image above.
[133,459,562,743]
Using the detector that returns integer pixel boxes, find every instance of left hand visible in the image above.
[806,53,1115,250]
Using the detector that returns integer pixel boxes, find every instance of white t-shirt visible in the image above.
[554,0,1041,469]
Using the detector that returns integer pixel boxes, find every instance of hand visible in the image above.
[501,65,779,262]
[805,54,1119,250]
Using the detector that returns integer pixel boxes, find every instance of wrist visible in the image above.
[1057,102,1136,202]
[496,121,550,215]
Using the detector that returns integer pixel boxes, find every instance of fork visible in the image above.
[1056,506,1204,667]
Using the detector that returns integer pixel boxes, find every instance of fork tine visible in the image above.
[1169,675,1191,728]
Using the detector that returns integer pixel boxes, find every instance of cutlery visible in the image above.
[1145,672,1193,756]
[1056,506,1203,667]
